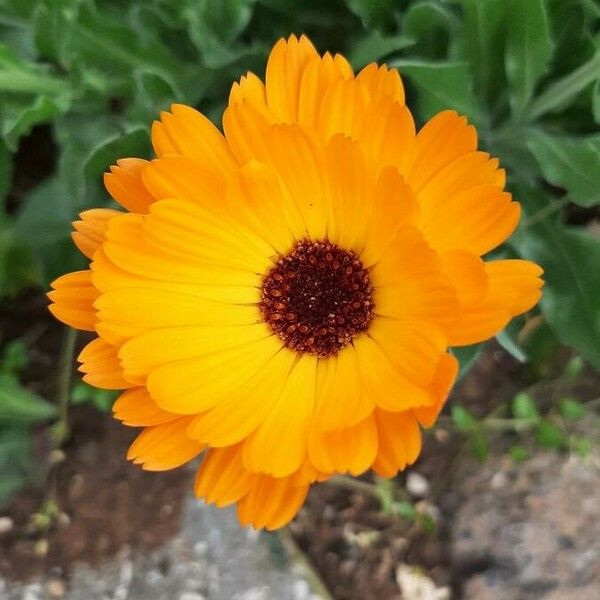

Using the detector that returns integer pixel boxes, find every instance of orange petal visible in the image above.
[265,34,318,122]
[151,104,237,180]
[229,72,267,108]
[103,158,155,213]
[297,52,353,130]
[360,166,418,267]
[113,387,178,426]
[357,62,405,105]
[242,354,317,477]
[308,414,378,476]
[359,99,415,177]
[440,250,488,306]
[420,185,520,256]
[48,270,98,331]
[413,353,459,428]
[372,409,422,478]
[314,345,374,431]
[127,417,204,471]
[194,444,257,507]
[236,474,309,530]
[485,259,544,315]
[77,336,132,389]
[318,78,370,141]
[72,208,121,259]
[407,110,477,192]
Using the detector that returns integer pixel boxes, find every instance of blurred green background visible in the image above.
[0,0,599,505]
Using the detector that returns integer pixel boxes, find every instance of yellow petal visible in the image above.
[48,270,98,331]
[95,287,261,345]
[262,124,329,240]
[113,387,178,426]
[146,335,281,414]
[354,334,433,412]
[360,166,418,267]
[236,474,309,530]
[372,409,422,478]
[359,99,415,176]
[243,354,317,477]
[413,353,459,428]
[418,151,505,225]
[103,158,155,213]
[356,62,405,105]
[72,208,120,259]
[222,99,275,165]
[119,323,272,384]
[265,34,318,122]
[194,444,257,507]
[226,161,299,254]
[420,185,521,256]
[370,227,458,332]
[485,259,544,315]
[407,110,477,192]
[318,78,370,141]
[102,214,262,287]
[127,417,204,471]
[229,72,267,108]
[186,347,297,447]
[308,414,377,476]
[151,104,237,180]
[368,317,446,386]
[78,337,132,389]
[440,250,488,306]
[324,134,372,252]
[313,344,374,432]
[297,52,353,130]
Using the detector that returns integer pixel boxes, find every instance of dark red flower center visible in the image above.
[259,240,374,357]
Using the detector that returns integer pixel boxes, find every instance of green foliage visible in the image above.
[0,339,56,505]
[71,380,116,412]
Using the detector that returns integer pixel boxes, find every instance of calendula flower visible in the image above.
[48,35,543,530]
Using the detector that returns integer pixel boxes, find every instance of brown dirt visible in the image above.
[0,406,192,581]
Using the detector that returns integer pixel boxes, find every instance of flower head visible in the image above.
[49,35,543,530]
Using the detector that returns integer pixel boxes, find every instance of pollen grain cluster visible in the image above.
[260,240,374,357]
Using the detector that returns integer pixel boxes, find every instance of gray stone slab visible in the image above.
[0,500,331,600]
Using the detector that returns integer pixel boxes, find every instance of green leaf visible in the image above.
[558,398,586,421]
[0,43,72,148]
[512,392,540,421]
[402,1,458,60]
[511,188,600,370]
[505,0,554,116]
[349,31,415,68]
[593,79,600,123]
[528,49,600,119]
[0,373,56,423]
[451,405,478,432]
[527,132,600,207]
[509,445,529,462]
[0,425,31,505]
[184,0,263,69]
[496,329,527,363]
[344,0,396,29]
[563,355,584,381]
[0,340,28,375]
[0,139,11,209]
[392,60,484,124]
[469,431,489,462]
[459,0,508,104]
[536,419,567,449]
[570,436,591,457]
[394,500,417,521]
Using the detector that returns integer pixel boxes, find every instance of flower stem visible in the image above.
[54,327,77,446]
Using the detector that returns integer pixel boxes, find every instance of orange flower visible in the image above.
[48,35,543,530]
